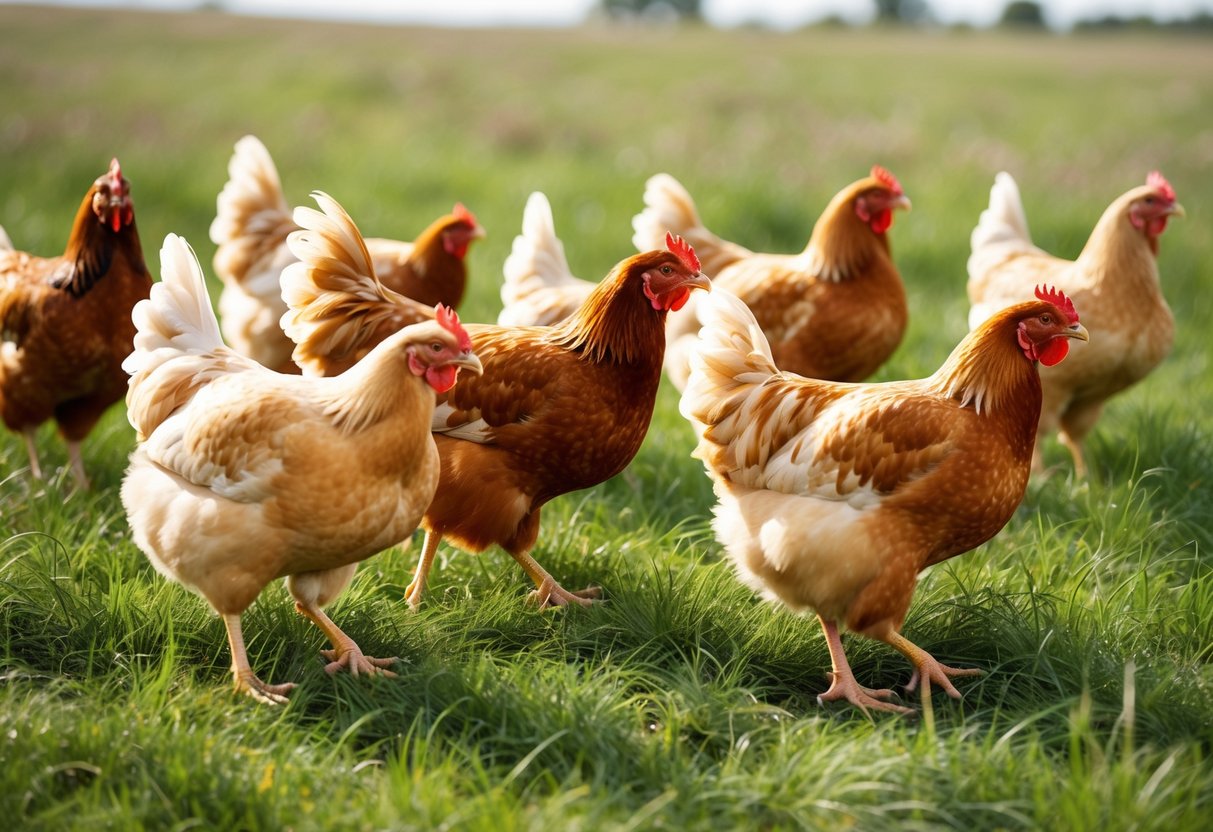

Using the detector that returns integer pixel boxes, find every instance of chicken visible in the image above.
[121,231,481,704]
[967,171,1182,477]
[679,286,1088,716]
[1,158,152,488]
[281,192,711,609]
[497,191,594,327]
[209,135,483,372]
[633,167,911,391]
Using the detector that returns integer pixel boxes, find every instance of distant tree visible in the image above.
[600,0,701,20]
[999,1,1046,28]
[874,0,932,25]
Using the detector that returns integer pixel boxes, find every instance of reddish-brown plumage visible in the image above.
[682,289,1087,714]
[370,206,483,309]
[424,249,708,562]
[640,169,911,392]
[0,160,152,486]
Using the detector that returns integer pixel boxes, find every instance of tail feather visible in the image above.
[281,192,432,376]
[969,171,1034,255]
[124,235,256,440]
[498,192,594,326]
[209,135,296,286]
[0,224,12,251]
[631,173,749,277]
[679,289,780,439]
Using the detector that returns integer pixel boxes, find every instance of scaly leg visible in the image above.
[66,440,89,490]
[884,630,982,701]
[509,549,599,610]
[23,429,42,480]
[222,613,295,705]
[294,600,397,677]
[816,617,912,715]
[405,530,441,611]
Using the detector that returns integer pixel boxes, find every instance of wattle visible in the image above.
[869,209,893,234]
[1037,338,1070,367]
[426,364,458,393]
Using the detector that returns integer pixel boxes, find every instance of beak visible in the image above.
[893,194,912,212]
[454,352,484,376]
[687,272,712,293]
[1168,202,1185,219]
[472,224,487,239]
[1066,323,1090,342]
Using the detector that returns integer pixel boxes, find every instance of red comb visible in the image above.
[109,158,122,181]
[665,232,701,273]
[871,165,902,196]
[435,304,472,352]
[1146,171,1176,203]
[1035,285,1079,324]
[452,202,478,227]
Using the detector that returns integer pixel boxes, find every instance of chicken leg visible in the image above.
[510,549,600,610]
[816,617,912,715]
[222,613,295,705]
[22,429,42,480]
[288,567,397,677]
[404,530,441,610]
[883,630,981,701]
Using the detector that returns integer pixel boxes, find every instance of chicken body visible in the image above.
[0,159,151,487]
[282,193,711,609]
[681,288,1088,715]
[210,135,482,372]
[633,168,910,391]
[967,171,1181,476]
[123,231,479,704]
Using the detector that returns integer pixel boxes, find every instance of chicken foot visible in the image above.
[222,613,295,705]
[510,549,599,610]
[294,601,398,678]
[816,617,912,715]
[885,630,982,701]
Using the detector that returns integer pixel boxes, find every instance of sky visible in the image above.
[10,0,1213,30]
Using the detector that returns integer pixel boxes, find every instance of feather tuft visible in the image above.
[1034,284,1078,324]
[665,232,701,273]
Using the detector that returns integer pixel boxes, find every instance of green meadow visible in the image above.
[2,5,1211,829]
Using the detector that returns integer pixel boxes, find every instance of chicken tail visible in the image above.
[0,224,12,251]
[281,192,433,376]
[678,288,780,447]
[497,192,593,326]
[124,235,256,440]
[209,135,296,287]
[631,174,746,277]
[970,172,1034,255]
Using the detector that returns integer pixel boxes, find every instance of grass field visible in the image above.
[2,5,1212,829]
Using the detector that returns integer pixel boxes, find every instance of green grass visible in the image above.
[2,6,1212,830]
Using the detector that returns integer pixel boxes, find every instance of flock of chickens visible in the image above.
[0,138,1180,715]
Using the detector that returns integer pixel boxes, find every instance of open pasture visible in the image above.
[1,6,1211,829]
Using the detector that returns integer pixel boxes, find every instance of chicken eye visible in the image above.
[660,265,672,274]
[1040,314,1052,325]
[430,342,443,353]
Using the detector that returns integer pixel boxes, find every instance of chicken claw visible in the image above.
[817,671,914,716]
[903,660,983,699]
[233,670,296,706]
[318,647,399,677]
[527,579,600,610]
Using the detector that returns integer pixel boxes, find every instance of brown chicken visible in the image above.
[680,286,1088,716]
[1,158,152,487]
[281,192,711,609]
[633,167,911,391]
[122,232,481,704]
[210,135,483,372]
[967,171,1182,476]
